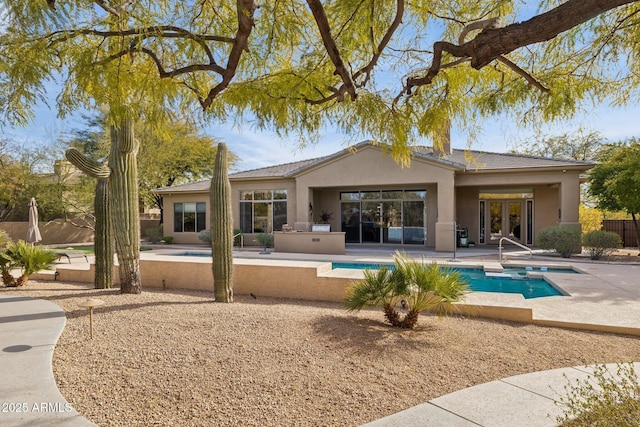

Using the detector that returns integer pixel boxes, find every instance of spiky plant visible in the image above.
[392,254,468,329]
[343,252,468,329]
[343,266,401,326]
[66,114,140,293]
[210,142,233,302]
[0,230,16,286]
[5,240,58,286]
[93,178,114,288]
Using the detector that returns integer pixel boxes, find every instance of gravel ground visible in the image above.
[3,281,640,427]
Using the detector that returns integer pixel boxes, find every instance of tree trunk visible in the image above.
[210,143,233,302]
[109,116,142,294]
[632,213,640,249]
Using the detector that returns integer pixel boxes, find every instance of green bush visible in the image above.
[145,226,163,243]
[199,229,243,246]
[582,230,622,260]
[198,229,211,244]
[556,363,640,426]
[536,225,582,258]
[343,252,468,329]
[2,240,58,287]
[161,236,174,244]
[256,232,274,248]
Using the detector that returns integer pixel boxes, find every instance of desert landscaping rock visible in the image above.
[3,280,640,426]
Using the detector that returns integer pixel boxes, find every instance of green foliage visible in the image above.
[537,226,582,258]
[343,252,468,329]
[0,230,10,248]
[582,230,622,260]
[256,232,274,248]
[161,236,173,244]
[556,363,640,426]
[2,1,640,164]
[3,240,58,287]
[198,229,211,245]
[145,226,164,244]
[589,140,640,217]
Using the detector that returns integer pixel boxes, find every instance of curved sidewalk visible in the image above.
[0,295,95,426]
[363,362,640,427]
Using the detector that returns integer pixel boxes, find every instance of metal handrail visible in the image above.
[233,232,244,249]
[498,237,533,260]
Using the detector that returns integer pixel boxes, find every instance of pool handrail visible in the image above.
[498,237,533,260]
[234,232,244,249]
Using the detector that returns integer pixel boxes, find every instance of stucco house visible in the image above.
[155,141,593,252]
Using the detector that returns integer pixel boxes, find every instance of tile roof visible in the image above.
[154,141,594,193]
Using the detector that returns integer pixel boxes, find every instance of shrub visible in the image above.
[256,232,274,248]
[2,240,58,287]
[198,229,211,244]
[145,226,163,243]
[343,252,468,329]
[199,229,243,246]
[555,363,640,426]
[582,230,622,260]
[536,225,582,258]
[161,236,174,244]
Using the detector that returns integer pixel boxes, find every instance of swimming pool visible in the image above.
[331,262,568,299]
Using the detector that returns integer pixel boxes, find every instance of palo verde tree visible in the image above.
[588,140,640,248]
[3,0,640,293]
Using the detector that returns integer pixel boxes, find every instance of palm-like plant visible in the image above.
[343,252,468,329]
[344,266,401,326]
[5,240,58,287]
[0,230,16,286]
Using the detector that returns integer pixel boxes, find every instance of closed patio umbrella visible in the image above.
[26,197,42,245]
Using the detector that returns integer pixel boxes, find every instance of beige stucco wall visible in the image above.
[160,146,586,250]
[161,192,209,244]
[0,221,94,245]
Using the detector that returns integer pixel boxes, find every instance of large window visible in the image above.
[239,189,288,233]
[340,189,426,245]
[174,202,206,233]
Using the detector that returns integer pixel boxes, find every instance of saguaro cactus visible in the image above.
[93,178,114,288]
[66,114,141,293]
[66,145,114,289]
[108,117,141,294]
[210,143,233,302]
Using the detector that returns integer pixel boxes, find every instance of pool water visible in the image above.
[331,263,567,299]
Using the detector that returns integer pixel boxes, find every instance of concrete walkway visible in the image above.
[0,295,95,426]
[363,362,640,427]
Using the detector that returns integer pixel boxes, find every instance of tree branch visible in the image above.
[94,0,138,17]
[306,0,358,101]
[401,0,638,96]
[200,0,257,110]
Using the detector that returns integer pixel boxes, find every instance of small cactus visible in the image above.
[210,143,233,302]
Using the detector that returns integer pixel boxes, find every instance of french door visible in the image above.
[488,201,523,242]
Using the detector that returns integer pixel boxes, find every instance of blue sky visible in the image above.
[4,97,640,172]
